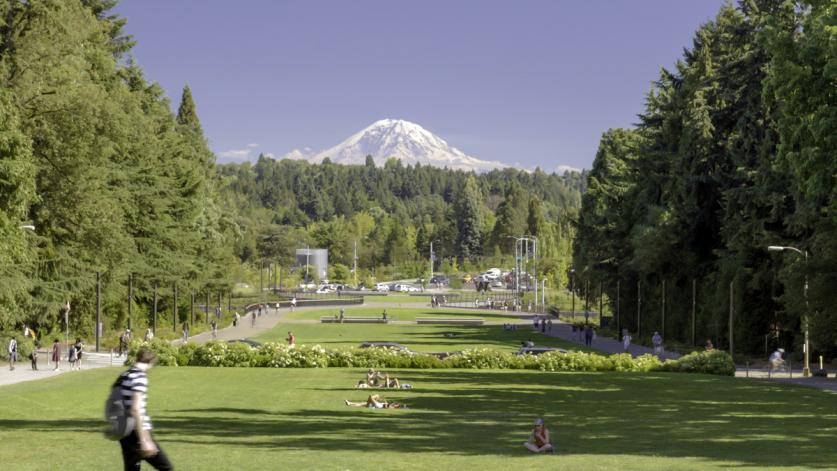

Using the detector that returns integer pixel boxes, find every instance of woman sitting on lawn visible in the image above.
[345,394,406,409]
[359,370,400,389]
[524,418,554,454]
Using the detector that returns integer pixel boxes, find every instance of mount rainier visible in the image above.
[281,119,508,173]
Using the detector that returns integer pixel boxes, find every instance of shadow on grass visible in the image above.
[2,370,835,467]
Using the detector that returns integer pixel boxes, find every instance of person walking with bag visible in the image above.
[114,348,174,470]
[51,339,61,371]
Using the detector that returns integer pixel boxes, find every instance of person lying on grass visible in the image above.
[524,418,555,454]
[345,394,406,409]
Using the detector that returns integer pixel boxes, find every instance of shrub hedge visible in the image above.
[125,340,735,376]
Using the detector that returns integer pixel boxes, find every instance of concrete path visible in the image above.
[0,350,122,387]
[541,317,681,360]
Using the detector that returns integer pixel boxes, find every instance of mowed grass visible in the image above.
[0,367,835,470]
[367,294,431,304]
[254,321,588,354]
[281,306,523,322]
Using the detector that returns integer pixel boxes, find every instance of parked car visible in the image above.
[516,346,567,356]
[429,275,450,285]
[393,284,421,292]
[375,283,390,292]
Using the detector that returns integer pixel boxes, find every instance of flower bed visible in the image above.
[125,340,734,376]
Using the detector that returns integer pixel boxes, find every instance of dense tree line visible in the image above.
[0,1,235,337]
[573,1,835,357]
[217,156,584,286]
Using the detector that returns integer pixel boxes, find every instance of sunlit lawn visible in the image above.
[1,367,835,470]
[281,306,526,322]
[255,320,586,355]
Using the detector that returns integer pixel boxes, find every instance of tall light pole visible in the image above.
[353,240,358,288]
[768,245,810,377]
[570,268,576,321]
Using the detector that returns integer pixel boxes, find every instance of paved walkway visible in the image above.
[4,301,834,392]
[541,317,681,360]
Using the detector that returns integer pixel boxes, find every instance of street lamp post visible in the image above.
[570,268,576,321]
[768,245,810,377]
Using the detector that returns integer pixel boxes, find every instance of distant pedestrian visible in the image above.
[181,323,189,343]
[251,311,257,327]
[210,319,217,339]
[215,306,222,319]
[705,339,714,351]
[68,341,78,370]
[144,328,154,342]
[541,321,546,334]
[8,336,17,371]
[584,325,594,347]
[30,340,39,370]
[257,306,262,317]
[382,310,388,321]
[74,338,84,369]
[533,317,539,329]
[233,312,240,327]
[51,339,61,371]
[339,308,345,323]
[547,319,552,332]
[652,331,663,356]
[290,297,297,311]
[287,331,295,346]
[115,348,174,470]
[622,329,632,353]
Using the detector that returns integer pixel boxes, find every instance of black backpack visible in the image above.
[104,375,134,440]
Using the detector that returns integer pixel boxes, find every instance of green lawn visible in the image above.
[0,367,834,470]
[254,320,587,354]
[282,306,523,322]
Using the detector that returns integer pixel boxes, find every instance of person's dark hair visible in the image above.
[136,347,156,364]
[54,339,59,343]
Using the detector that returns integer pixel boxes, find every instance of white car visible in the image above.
[394,284,421,292]
[375,283,390,292]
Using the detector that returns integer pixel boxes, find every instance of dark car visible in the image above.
[516,346,567,356]
[429,275,450,285]
[227,339,262,348]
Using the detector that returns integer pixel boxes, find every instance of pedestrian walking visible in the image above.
[251,310,257,327]
[622,329,632,353]
[584,325,594,347]
[652,331,663,356]
[30,340,39,370]
[547,319,552,332]
[74,338,84,369]
[233,312,240,327]
[144,328,154,342]
[8,336,18,371]
[541,320,547,334]
[210,319,217,339]
[68,341,78,370]
[181,323,189,343]
[339,308,345,324]
[115,348,174,470]
[51,339,61,371]
[290,297,297,312]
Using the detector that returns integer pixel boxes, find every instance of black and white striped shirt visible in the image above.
[118,363,152,431]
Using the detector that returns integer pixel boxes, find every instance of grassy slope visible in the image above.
[281,307,526,322]
[0,368,835,470]
[254,321,590,354]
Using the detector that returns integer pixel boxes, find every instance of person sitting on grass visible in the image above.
[524,418,554,454]
[345,394,406,409]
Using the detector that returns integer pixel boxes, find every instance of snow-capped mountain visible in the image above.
[282,119,508,172]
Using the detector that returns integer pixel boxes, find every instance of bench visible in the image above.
[320,316,388,324]
[415,318,484,325]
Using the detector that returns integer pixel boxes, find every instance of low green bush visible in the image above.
[660,350,735,376]
[122,339,735,376]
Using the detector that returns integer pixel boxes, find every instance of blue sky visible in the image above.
[115,0,725,170]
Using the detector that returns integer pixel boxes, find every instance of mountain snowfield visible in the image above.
[281,119,511,173]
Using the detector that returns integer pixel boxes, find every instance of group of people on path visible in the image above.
[8,334,84,371]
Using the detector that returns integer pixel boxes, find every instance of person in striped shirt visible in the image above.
[117,348,173,470]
